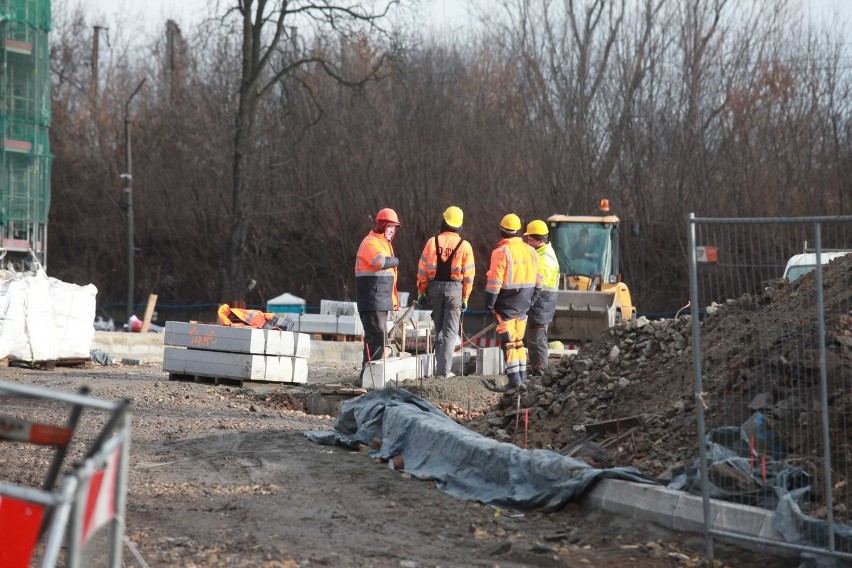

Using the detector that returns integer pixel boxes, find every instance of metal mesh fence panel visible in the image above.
[688,215,852,560]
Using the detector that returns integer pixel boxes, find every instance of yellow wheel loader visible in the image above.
[546,200,636,343]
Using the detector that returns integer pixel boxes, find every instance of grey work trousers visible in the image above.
[428,281,463,376]
[359,310,387,365]
[525,323,549,375]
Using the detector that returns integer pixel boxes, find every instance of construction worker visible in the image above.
[416,206,476,379]
[481,214,542,392]
[354,208,401,383]
[523,220,560,376]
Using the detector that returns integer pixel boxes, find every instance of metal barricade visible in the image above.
[687,214,852,562]
[0,381,131,568]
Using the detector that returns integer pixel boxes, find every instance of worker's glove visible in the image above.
[461,301,468,312]
[271,316,293,331]
[384,256,400,269]
[530,287,542,307]
[416,294,429,309]
[483,291,498,313]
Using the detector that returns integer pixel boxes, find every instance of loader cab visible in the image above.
[547,215,621,283]
[544,212,634,343]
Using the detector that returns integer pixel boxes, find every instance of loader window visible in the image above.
[550,223,613,277]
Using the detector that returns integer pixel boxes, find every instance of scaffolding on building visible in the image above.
[0,0,51,269]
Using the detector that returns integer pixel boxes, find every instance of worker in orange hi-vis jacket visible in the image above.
[416,206,475,379]
[481,213,542,393]
[354,208,401,385]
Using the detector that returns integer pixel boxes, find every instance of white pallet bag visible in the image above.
[49,277,97,358]
[0,265,55,361]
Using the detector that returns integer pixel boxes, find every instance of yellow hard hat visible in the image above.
[524,219,549,237]
[443,206,463,228]
[500,213,522,232]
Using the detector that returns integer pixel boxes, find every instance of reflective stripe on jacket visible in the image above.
[355,231,399,311]
[527,243,559,324]
[416,231,476,301]
[485,237,541,319]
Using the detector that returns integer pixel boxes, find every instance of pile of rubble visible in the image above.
[470,254,852,516]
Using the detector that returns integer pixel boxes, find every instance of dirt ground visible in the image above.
[0,360,802,568]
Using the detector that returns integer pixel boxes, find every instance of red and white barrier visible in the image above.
[0,495,45,568]
[81,446,120,544]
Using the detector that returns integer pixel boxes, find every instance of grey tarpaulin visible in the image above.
[305,386,658,511]
[669,426,852,553]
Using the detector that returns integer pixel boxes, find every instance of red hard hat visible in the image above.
[376,208,400,225]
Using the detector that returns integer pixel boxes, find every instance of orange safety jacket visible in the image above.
[416,231,475,301]
[355,231,399,312]
[218,304,278,329]
[484,237,541,319]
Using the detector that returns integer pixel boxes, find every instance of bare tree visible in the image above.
[217,0,398,302]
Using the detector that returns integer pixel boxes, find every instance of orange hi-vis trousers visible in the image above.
[496,313,528,387]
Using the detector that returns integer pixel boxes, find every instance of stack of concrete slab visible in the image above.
[288,314,364,336]
[162,321,310,384]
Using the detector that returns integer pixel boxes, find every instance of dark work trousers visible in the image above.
[359,310,388,366]
[427,281,463,376]
[526,323,549,375]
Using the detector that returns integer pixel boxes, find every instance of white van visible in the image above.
[783,251,851,282]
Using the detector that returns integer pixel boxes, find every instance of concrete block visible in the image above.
[163,347,307,383]
[263,356,308,383]
[289,314,364,336]
[417,353,434,377]
[581,479,786,547]
[335,316,363,335]
[265,329,311,359]
[476,346,505,375]
[289,315,338,334]
[320,300,358,316]
[361,356,425,389]
[309,340,362,362]
[163,346,267,381]
[450,349,474,374]
[92,330,164,363]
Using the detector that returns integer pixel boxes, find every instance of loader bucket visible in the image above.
[548,290,617,342]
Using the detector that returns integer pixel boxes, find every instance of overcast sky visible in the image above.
[76,0,470,36]
[74,0,852,42]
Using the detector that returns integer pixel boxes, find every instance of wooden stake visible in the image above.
[140,294,158,333]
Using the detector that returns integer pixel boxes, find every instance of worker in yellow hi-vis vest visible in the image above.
[522,220,560,376]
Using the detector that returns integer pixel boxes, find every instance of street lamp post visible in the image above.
[123,78,146,325]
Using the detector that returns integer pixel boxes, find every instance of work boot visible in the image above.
[481,378,510,393]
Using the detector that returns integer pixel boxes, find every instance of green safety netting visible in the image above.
[1,20,51,125]
[0,0,51,31]
[0,1,52,244]
[0,118,51,225]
